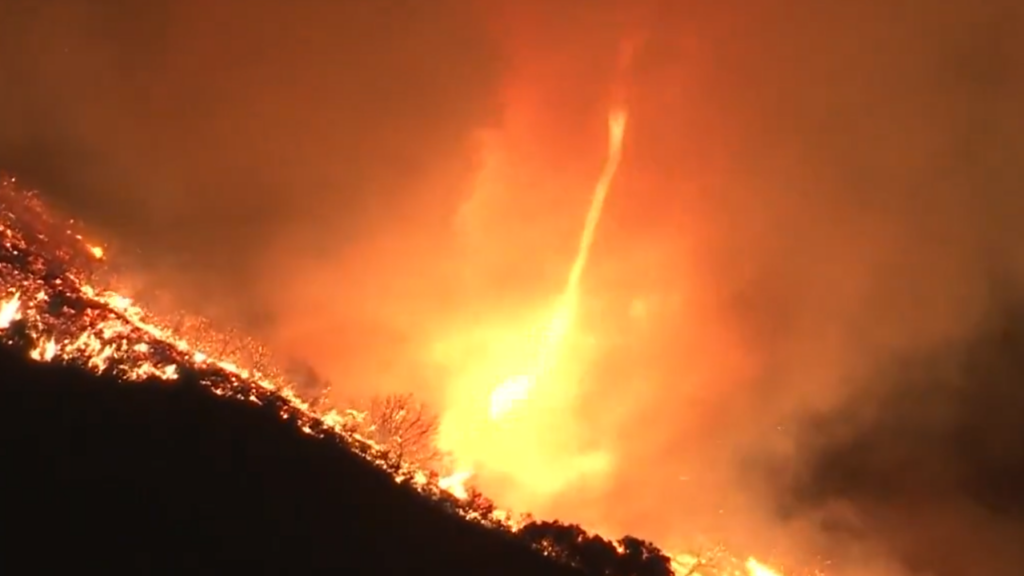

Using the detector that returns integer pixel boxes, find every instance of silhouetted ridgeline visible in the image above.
[0,345,587,575]
[0,176,681,576]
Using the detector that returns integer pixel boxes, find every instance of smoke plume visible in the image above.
[2,1,1023,574]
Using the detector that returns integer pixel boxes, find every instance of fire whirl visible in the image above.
[0,175,444,489]
[0,175,793,576]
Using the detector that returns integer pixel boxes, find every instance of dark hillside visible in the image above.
[0,345,583,576]
[0,177,681,576]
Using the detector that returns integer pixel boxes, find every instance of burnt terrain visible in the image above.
[0,344,584,575]
[0,178,682,576]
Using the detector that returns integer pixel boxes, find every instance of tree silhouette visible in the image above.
[614,536,673,576]
[355,392,443,470]
[517,520,675,576]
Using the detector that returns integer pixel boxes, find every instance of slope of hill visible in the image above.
[0,345,585,575]
[0,176,591,574]
[0,176,693,576]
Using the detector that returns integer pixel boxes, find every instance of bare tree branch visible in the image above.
[357,393,443,470]
[673,545,725,576]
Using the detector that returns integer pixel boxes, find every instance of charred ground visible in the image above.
[0,177,685,576]
[0,344,586,574]
[0,179,598,575]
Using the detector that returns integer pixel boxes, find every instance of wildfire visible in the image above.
[0,290,21,327]
[746,558,786,576]
[0,171,797,576]
[433,108,628,504]
[0,176,434,484]
[424,59,796,572]
[487,106,628,441]
[438,469,474,500]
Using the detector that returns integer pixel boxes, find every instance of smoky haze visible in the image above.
[2,1,1024,575]
[0,0,501,331]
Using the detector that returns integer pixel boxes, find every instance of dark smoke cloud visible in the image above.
[772,299,1024,575]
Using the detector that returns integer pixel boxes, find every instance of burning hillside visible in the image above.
[0,174,448,495]
[1,178,300,408]
[0,174,799,576]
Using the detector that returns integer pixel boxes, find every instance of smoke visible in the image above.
[565,1,1024,573]
[3,1,1024,574]
[773,302,1024,575]
[459,0,1024,573]
[0,0,502,361]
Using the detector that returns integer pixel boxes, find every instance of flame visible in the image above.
[565,107,628,299]
[0,167,799,576]
[745,558,784,576]
[0,177,401,465]
[0,291,21,328]
[435,107,628,501]
[439,469,473,499]
[489,374,532,419]
[425,89,796,574]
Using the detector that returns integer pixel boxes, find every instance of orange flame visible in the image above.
[434,106,628,506]
[0,143,799,576]
[746,558,785,576]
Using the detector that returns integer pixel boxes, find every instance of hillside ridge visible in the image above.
[0,344,587,574]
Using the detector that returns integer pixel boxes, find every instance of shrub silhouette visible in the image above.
[519,520,674,576]
[349,391,444,471]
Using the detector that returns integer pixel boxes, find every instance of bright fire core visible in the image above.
[436,107,629,502]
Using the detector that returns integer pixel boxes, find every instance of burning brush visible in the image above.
[0,174,516,520]
[0,176,379,462]
[0,175,798,576]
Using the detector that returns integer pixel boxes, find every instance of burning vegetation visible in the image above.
[0,173,801,576]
